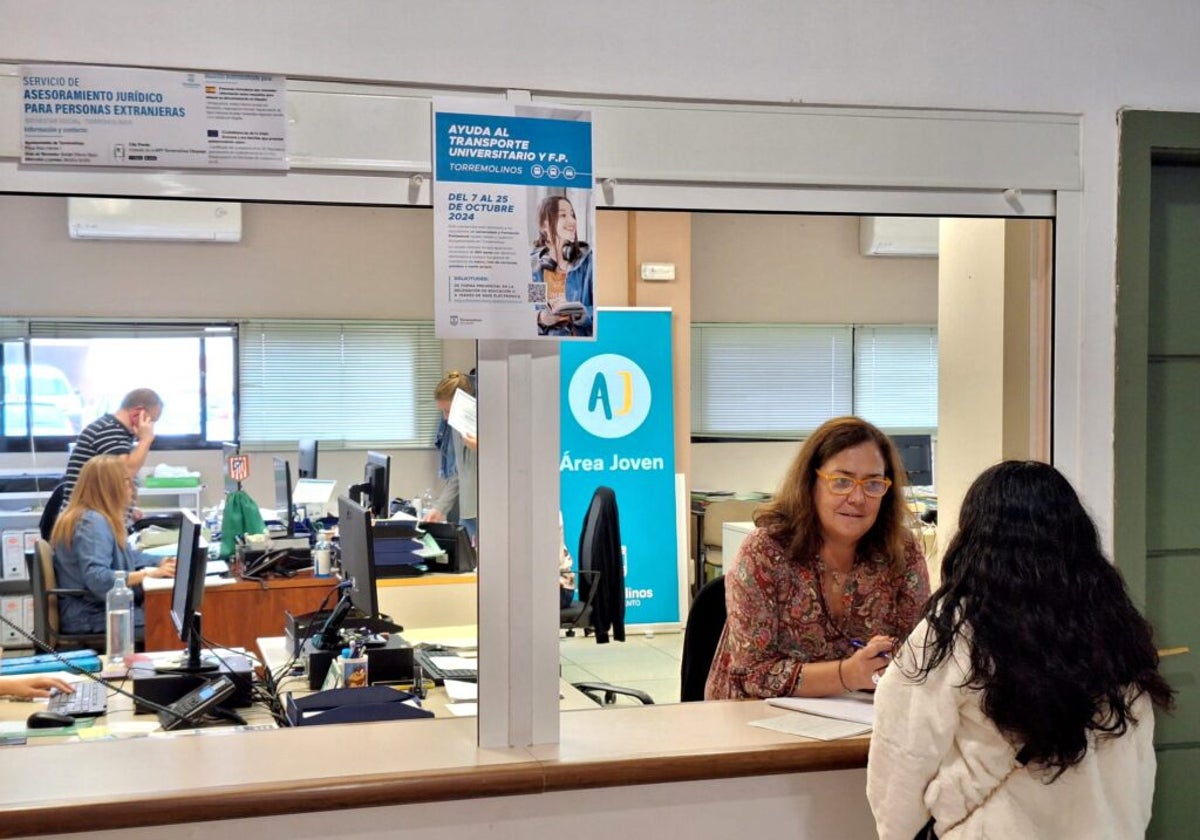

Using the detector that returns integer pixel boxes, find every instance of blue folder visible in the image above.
[2,649,102,675]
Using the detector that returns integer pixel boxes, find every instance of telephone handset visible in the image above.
[157,675,238,731]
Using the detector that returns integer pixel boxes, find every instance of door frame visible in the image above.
[1114,109,1200,606]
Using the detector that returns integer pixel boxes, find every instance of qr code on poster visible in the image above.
[527,283,546,304]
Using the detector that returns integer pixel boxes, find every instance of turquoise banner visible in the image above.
[560,308,679,624]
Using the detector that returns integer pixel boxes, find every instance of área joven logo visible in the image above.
[567,354,652,439]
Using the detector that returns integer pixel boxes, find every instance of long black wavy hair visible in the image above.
[908,460,1173,776]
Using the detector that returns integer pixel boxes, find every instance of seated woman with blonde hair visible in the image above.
[51,455,175,636]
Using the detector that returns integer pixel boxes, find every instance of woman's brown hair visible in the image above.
[755,416,914,572]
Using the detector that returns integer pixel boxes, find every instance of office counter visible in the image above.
[0,698,872,839]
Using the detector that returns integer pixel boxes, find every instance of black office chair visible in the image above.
[37,482,68,541]
[680,575,727,702]
[564,486,654,706]
[560,568,598,637]
[27,538,106,652]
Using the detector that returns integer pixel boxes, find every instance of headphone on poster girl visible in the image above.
[532,238,590,272]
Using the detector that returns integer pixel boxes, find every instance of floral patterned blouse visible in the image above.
[704,527,930,700]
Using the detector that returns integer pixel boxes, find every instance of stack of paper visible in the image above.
[750,694,876,741]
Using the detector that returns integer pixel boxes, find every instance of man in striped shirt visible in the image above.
[62,388,163,506]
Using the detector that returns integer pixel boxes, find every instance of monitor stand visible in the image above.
[153,612,220,675]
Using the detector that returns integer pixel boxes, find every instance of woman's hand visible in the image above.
[842,635,895,690]
[463,433,478,451]
[156,557,177,578]
[0,675,74,699]
[537,309,569,328]
[424,508,446,523]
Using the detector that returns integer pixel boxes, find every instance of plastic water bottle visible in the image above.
[106,570,135,665]
[420,488,434,520]
[313,530,333,577]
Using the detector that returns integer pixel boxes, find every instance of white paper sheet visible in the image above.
[749,713,871,741]
[443,679,479,701]
[765,693,876,725]
[447,388,477,439]
[444,702,478,717]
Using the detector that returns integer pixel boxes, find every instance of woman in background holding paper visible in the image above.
[51,455,176,635]
[867,461,1173,839]
[705,417,929,700]
[425,371,478,545]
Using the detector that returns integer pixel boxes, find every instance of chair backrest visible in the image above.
[38,482,68,541]
[700,499,760,548]
[680,575,727,702]
[30,538,61,642]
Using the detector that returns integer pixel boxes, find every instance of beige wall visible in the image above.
[936,218,1048,568]
[0,196,438,320]
[692,214,938,323]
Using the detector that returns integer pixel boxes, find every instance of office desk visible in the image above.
[143,571,337,652]
[0,653,276,745]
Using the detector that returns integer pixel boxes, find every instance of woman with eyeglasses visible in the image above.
[52,454,175,635]
[705,416,930,699]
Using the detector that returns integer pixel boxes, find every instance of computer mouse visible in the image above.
[26,710,76,729]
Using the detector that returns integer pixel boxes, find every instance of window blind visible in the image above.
[239,319,442,449]
[691,324,853,437]
[853,326,938,431]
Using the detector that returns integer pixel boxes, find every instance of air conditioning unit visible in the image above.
[67,197,242,242]
[859,216,938,257]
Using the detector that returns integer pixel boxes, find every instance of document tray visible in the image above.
[284,685,433,726]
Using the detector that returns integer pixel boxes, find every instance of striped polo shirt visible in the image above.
[62,413,135,503]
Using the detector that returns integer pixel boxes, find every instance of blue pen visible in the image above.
[850,638,890,660]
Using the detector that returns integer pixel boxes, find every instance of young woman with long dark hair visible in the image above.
[868,460,1173,839]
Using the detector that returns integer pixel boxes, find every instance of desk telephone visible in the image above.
[241,547,312,579]
[157,675,242,731]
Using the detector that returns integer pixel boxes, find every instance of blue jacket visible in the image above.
[53,509,156,634]
[533,249,594,336]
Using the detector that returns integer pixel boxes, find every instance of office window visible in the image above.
[239,319,442,449]
[691,324,854,438]
[853,326,938,432]
[1,319,235,449]
[691,323,938,439]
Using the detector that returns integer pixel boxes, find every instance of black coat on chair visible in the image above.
[577,486,625,644]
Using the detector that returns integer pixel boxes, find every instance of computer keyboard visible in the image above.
[414,647,477,684]
[47,681,108,718]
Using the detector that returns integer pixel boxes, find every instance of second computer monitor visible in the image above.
[363,450,391,518]
[297,438,318,479]
[273,456,294,537]
[158,509,218,674]
[336,494,379,618]
[891,434,934,487]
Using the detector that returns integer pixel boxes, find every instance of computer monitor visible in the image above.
[362,450,391,518]
[336,494,379,618]
[221,441,239,494]
[273,456,294,537]
[297,438,318,479]
[156,509,218,674]
[891,434,934,487]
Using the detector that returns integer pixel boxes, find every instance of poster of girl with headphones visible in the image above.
[530,190,594,337]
